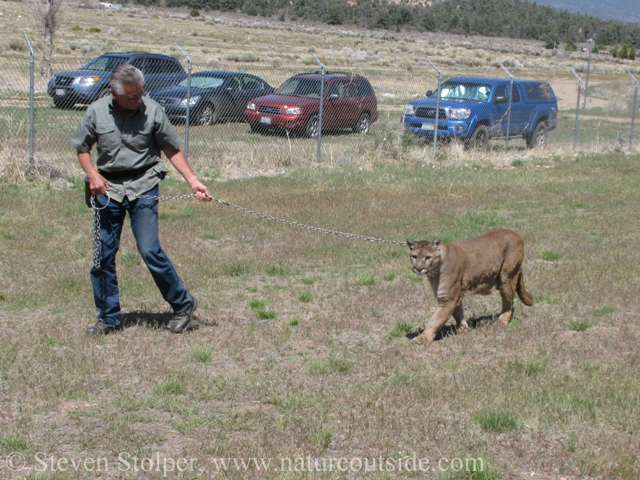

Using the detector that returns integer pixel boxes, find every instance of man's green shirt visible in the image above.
[71,95,181,202]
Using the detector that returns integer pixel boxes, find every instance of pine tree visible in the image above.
[612,45,619,58]
[630,46,637,60]
[619,44,629,59]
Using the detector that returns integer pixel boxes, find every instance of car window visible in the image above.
[243,76,263,90]
[145,59,165,75]
[328,81,346,98]
[130,58,146,73]
[523,83,554,100]
[494,84,520,102]
[438,82,492,101]
[82,56,128,72]
[229,77,243,91]
[355,79,373,96]
[276,78,321,99]
[181,76,225,89]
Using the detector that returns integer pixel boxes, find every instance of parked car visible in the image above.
[47,52,187,109]
[148,71,274,125]
[245,71,378,137]
[402,77,558,149]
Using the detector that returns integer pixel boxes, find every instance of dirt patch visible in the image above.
[550,78,608,111]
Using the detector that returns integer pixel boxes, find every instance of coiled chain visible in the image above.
[91,192,405,269]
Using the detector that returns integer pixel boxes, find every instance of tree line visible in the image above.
[138,0,640,50]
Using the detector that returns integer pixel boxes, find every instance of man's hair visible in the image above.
[110,64,144,96]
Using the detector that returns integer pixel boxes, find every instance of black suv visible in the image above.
[47,52,187,109]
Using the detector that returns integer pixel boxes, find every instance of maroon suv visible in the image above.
[244,72,378,137]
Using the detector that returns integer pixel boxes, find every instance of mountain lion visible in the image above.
[407,228,534,345]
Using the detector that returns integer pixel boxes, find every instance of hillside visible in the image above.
[534,0,640,25]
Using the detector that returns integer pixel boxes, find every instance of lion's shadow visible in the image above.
[406,314,498,341]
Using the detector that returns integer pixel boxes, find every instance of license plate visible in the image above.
[55,89,66,96]
[421,123,434,131]
[260,116,272,125]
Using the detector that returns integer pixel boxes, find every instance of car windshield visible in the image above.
[81,56,128,72]
[178,76,225,89]
[434,82,492,102]
[276,78,321,99]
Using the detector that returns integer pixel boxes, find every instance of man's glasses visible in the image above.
[124,93,143,101]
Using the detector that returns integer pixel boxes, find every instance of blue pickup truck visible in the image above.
[402,77,558,149]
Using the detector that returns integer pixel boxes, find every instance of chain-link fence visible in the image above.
[2,32,639,182]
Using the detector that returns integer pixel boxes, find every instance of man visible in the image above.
[71,64,212,335]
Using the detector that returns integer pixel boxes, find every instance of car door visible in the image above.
[238,76,268,121]
[490,83,514,137]
[218,76,243,120]
[324,80,350,129]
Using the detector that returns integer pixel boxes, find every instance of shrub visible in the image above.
[190,9,200,17]
[8,40,26,52]
[87,27,101,33]
[619,44,629,60]
[630,46,637,60]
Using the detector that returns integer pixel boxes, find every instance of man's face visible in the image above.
[113,83,143,112]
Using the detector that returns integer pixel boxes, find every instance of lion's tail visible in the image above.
[516,270,535,306]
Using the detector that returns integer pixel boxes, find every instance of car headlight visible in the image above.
[403,104,416,115]
[449,108,471,120]
[284,106,302,115]
[76,76,101,86]
[180,96,200,107]
[246,102,256,111]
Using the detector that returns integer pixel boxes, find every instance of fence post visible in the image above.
[571,69,582,151]
[583,39,593,110]
[500,64,514,152]
[628,71,638,152]
[23,32,35,176]
[311,53,325,163]
[426,59,442,154]
[175,44,192,158]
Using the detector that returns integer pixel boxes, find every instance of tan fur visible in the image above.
[407,228,534,345]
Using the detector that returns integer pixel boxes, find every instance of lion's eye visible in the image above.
[424,256,431,260]
[411,255,417,260]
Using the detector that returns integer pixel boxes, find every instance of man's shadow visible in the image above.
[118,311,216,331]
[406,314,497,341]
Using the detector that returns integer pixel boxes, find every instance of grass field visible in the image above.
[1,2,640,479]
[1,152,640,478]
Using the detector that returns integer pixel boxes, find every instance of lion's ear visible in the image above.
[406,239,415,249]
[433,238,441,250]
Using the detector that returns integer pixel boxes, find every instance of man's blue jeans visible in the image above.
[91,186,192,326]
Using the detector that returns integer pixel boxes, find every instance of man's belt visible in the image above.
[99,164,155,180]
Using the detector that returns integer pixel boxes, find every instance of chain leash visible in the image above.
[91,191,405,269]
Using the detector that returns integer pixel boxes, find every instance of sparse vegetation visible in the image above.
[1,2,640,478]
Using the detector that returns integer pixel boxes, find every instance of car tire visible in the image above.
[305,114,320,138]
[53,97,74,109]
[526,121,548,149]
[465,125,490,150]
[197,104,216,126]
[353,113,371,134]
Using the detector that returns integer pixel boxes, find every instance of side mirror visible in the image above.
[426,90,433,98]
[329,93,339,100]
[494,96,507,104]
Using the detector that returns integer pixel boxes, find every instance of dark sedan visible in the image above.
[148,70,274,125]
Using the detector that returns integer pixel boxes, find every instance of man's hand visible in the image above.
[189,179,212,202]
[78,152,109,195]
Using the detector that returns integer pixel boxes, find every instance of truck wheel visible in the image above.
[527,121,548,149]
[466,125,489,150]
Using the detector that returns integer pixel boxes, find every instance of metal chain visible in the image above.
[91,191,405,269]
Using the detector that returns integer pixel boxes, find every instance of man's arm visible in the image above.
[163,148,212,202]
[78,151,109,196]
